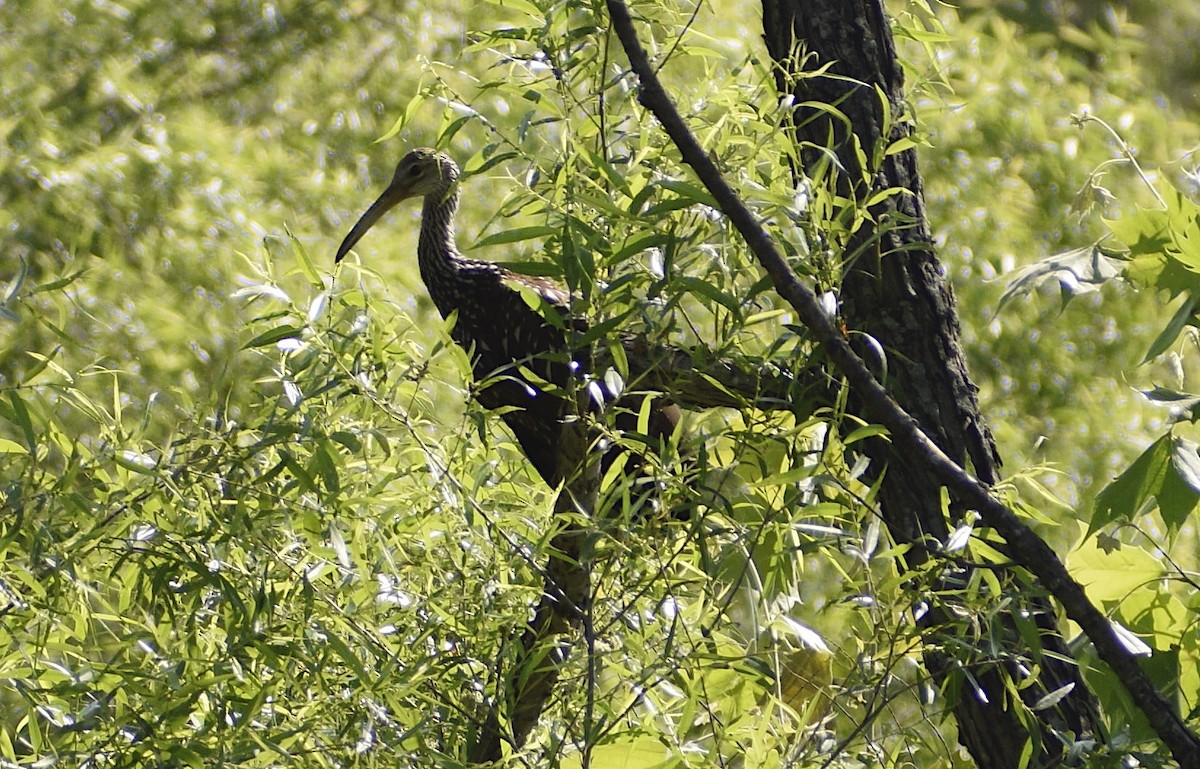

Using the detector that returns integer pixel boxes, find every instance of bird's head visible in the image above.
[335,148,460,263]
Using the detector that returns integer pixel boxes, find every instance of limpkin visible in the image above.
[335,147,679,489]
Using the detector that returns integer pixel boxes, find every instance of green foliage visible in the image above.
[0,1,882,765]
[3,0,1199,766]
[1069,535,1200,746]
[1092,434,1200,535]
[918,9,1200,513]
[992,94,1200,756]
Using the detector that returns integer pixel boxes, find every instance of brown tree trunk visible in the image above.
[759,2,1100,766]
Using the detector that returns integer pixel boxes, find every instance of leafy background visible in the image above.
[2,0,1197,766]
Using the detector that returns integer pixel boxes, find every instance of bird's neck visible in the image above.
[417,187,468,314]
[418,185,502,322]
[418,186,462,262]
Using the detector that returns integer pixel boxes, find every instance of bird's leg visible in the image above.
[469,374,602,760]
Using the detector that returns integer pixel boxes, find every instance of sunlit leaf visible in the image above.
[0,438,28,454]
[1110,620,1154,657]
[1069,536,1165,603]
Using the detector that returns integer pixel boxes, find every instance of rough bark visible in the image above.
[758,2,1099,765]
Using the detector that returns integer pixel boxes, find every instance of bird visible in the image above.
[335,147,680,491]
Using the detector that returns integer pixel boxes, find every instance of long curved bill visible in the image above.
[334,182,410,263]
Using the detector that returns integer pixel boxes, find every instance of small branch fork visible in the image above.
[604,0,1200,765]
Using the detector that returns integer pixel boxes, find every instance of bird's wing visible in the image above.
[501,270,571,307]
[499,270,586,338]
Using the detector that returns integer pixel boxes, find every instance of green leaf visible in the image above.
[844,424,890,444]
[1163,439,1200,533]
[1141,294,1197,363]
[1091,434,1200,535]
[1105,206,1171,259]
[29,270,85,296]
[1170,212,1200,274]
[1141,386,1200,423]
[290,230,323,288]
[311,440,341,495]
[463,146,518,175]
[0,438,28,454]
[745,309,788,326]
[574,313,628,348]
[479,0,543,18]
[472,225,557,249]
[900,26,956,43]
[657,178,720,210]
[1069,537,1164,604]
[242,325,306,350]
[3,390,37,452]
[753,464,816,488]
[606,336,629,381]
[560,739,672,769]
[377,91,425,143]
[577,142,630,195]
[2,255,27,304]
[24,350,72,384]
[321,624,371,683]
[560,217,595,296]
[438,113,474,146]
[864,186,905,207]
[610,232,669,264]
[676,276,741,314]
[1092,434,1173,533]
[1112,192,1200,296]
[115,449,157,472]
[884,135,921,156]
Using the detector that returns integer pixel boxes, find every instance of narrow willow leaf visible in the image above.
[242,325,305,350]
[472,225,557,249]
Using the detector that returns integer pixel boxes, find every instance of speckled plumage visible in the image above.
[336,148,676,488]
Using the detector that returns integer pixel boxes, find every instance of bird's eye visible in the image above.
[408,165,422,177]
